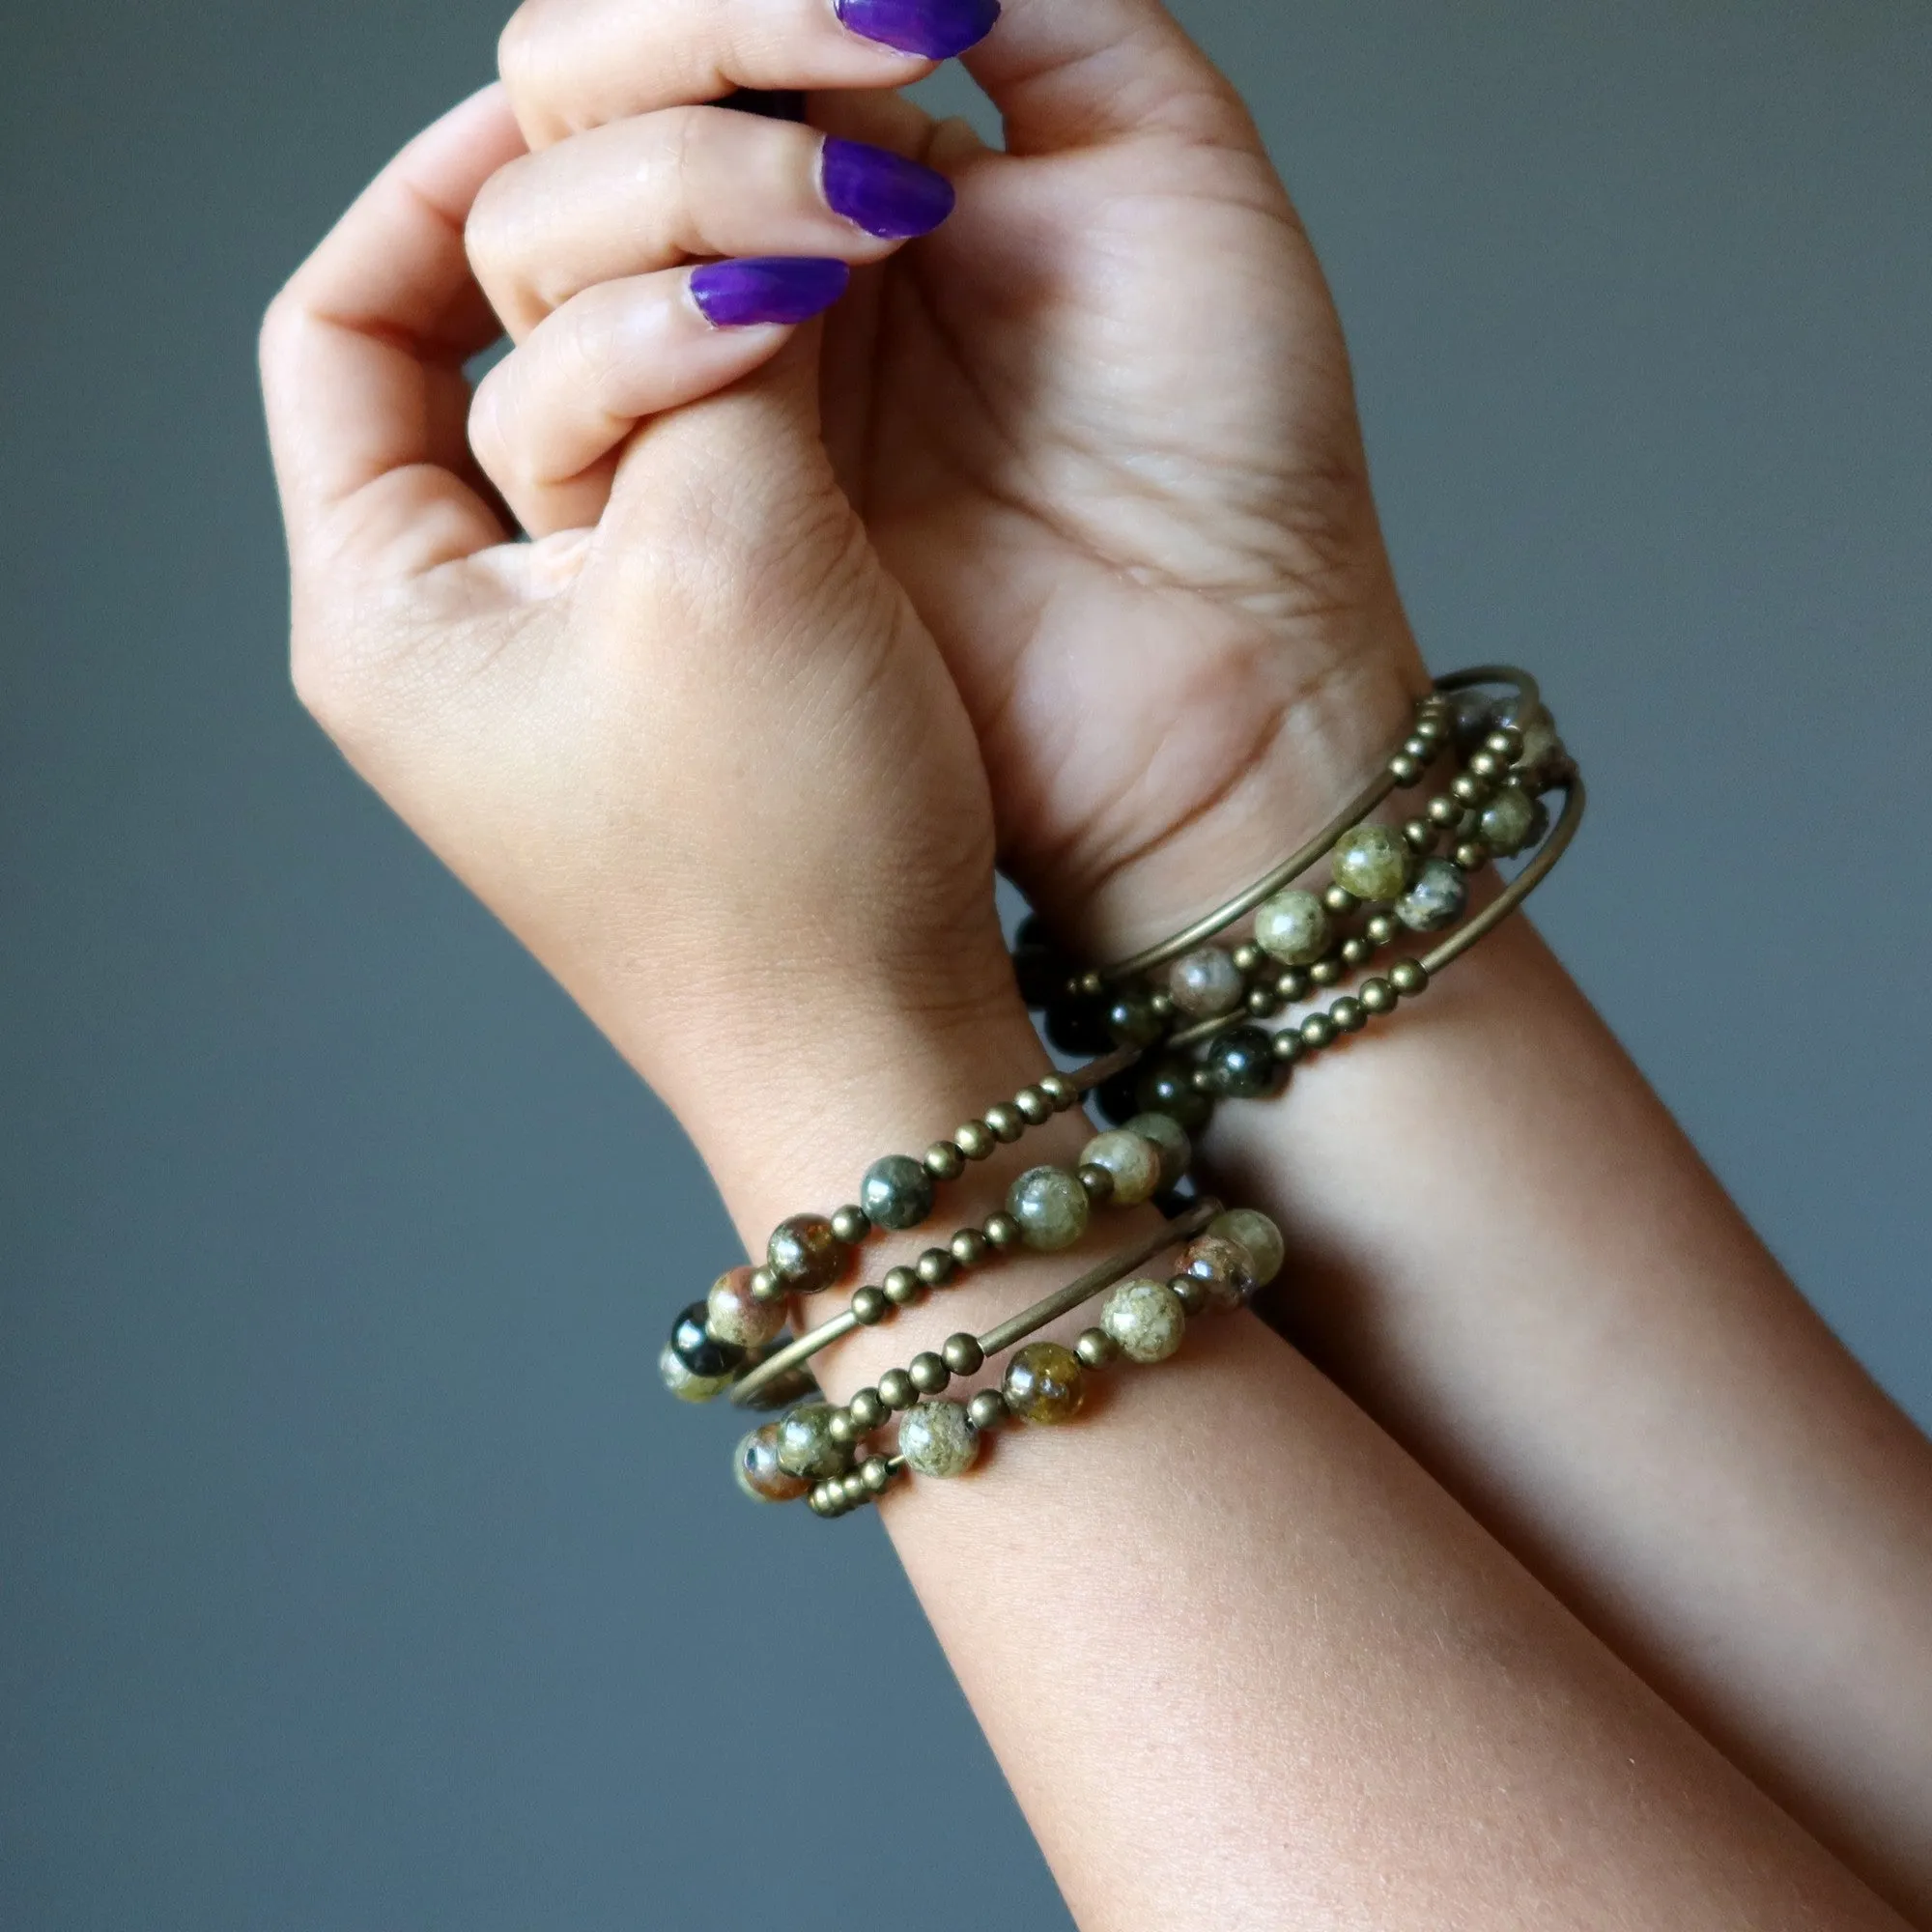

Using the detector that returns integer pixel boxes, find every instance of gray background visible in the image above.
[3,1,1927,1925]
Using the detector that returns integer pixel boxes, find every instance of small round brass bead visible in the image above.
[1322,884,1359,916]
[1076,1327,1120,1368]
[1466,748,1504,781]
[1149,989,1178,1020]
[1413,712,1448,744]
[748,1265,783,1305]
[982,1212,1023,1251]
[1330,996,1367,1034]
[1486,724,1524,760]
[949,1228,990,1269]
[1276,966,1311,1002]
[983,1103,1026,1144]
[1245,984,1281,1017]
[942,1333,985,1377]
[1232,940,1265,975]
[1308,955,1344,987]
[830,1205,870,1245]
[1390,958,1431,996]
[1014,1086,1055,1125]
[1038,1072,1078,1111]
[848,1387,889,1432]
[1427,793,1463,828]
[1340,935,1374,967]
[1404,732,1435,761]
[1403,817,1435,853]
[1189,1065,1217,1094]
[851,1286,890,1326]
[877,1369,917,1410]
[1271,1028,1306,1064]
[967,1389,1010,1432]
[923,1141,966,1181]
[954,1121,995,1161]
[1366,912,1401,946]
[1388,753,1423,786]
[916,1248,957,1287]
[909,1351,952,1396]
[827,1407,863,1446]
[840,1470,869,1506]
[1451,772,1492,807]
[1300,1011,1338,1050]
[1074,970,1106,1000]
[1077,1163,1116,1203]
[1454,839,1491,872]
[1171,1273,1210,1314]
[809,1482,843,1518]
[882,1264,923,1306]
[1360,977,1398,1014]
[861,1457,894,1496]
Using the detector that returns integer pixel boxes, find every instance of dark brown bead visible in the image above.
[767,1213,849,1295]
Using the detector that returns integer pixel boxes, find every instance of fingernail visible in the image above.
[691,257,851,328]
[821,138,956,240]
[834,0,1001,62]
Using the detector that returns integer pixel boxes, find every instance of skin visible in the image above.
[261,0,1932,1921]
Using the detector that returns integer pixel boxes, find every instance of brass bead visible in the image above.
[1014,1085,1055,1125]
[830,1205,870,1245]
[1402,733,1434,761]
[809,1482,843,1518]
[983,1102,1026,1144]
[942,1332,985,1376]
[1322,884,1359,915]
[1366,912,1401,946]
[1270,1028,1305,1064]
[1330,995,1367,1033]
[848,1387,889,1431]
[840,1470,869,1506]
[1486,724,1524,760]
[950,1228,990,1268]
[883,1264,923,1306]
[1076,1327,1120,1368]
[1390,958,1430,996]
[1466,748,1504,781]
[923,1141,965,1181]
[1232,941,1264,975]
[954,1121,995,1161]
[1308,955,1344,987]
[1300,1011,1337,1050]
[1074,970,1106,999]
[916,1248,957,1287]
[1450,772,1492,807]
[1077,1163,1116,1202]
[967,1389,1010,1432]
[861,1457,894,1496]
[1427,793,1463,828]
[1171,1273,1210,1315]
[1245,984,1281,1017]
[1360,977,1398,1014]
[909,1351,951,1395]
[1276,966,1311,1002]
[851,1286,890,1326]
[1413,712,1448,744]
[1388,752,1423,786]
[1340,935,1374,967]
[982,1212,1023,1250]
[878,1369,917,1410]
[1454,839,1491,873]
[1149,989,1178,1020]
[1403,817,1435,852]
[748,1265,783,1305]
[1039,1072,1078,1111]
[1189,1065,1216,1094]
[827,1406,862,1446]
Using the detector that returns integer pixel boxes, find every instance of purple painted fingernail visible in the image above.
[834,0,1001,62]
[821,139,956,240]
[690,257,851,328]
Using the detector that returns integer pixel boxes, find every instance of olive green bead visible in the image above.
[1121,1113,1191,1191]
[1003,1342,1087,1425]
[735,1424,810,1503]
[659,1342,733,1405]
[1479,783,1541,857]
[767,1214,848,1295]
[1106,992,1168,1047]
[775,1404,853,1479]
[908,1351,951,1395]
[1079,1129,1165,1208]
[705,1265,786,1350]
[1331,824,1412,902]
[1007,1166,1091,1252]
[1167,946,1244,1018]
[1253,888,1330,966]
[1397,857,1468,932]
[1100,1276,1188,1363]
[860,1154,935,1233]
[1132,1058,1213,1133]
[897,1400,980,1479]
[1208,1208,1285,1287]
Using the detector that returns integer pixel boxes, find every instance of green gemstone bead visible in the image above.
[1330,824,1412,903]
[859,1153,935,1233]
[897,1400,980,1479]
[1204,1024,1278,1099]
[1003,1342,1087,1425]
[1078,1129,1164,1208]
[1132,1058,1213,1133]
[1007,1166,1091,1252]
[1253,888,1331,966]
[775,1403,854,1480]
[1100,1277,1188,1364]
[735,1424,810,1503]
[659,1342,733,1405]
[1121,1113,1191,1191]
[1167,946,1244,1019]
[1208,1208,1285,1286]
[1395,857,1468,933]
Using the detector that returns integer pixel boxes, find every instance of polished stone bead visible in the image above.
[1479,783,1544,857]
[672,1300,745,1379]
[1396,857,1468,932]
[767,1213,848,1294]
[1094,1066,1145,1127]
[859,1153,935,1233]
[1204,1025,1278,1099]
[1002,1341,1087,1425]
[1331,823,1412,902]
[659,1341,733,1405]
[1167,946,1245,1019]
[898,1399,980,1479]
[1178,1233,1255,1309]
[735,1424,810,1502]
[1078,1129,1164,1207]
[775,1403,853,1479]
[1007,1166,1091,1252]
[1106,992,1168,1047]
[1254,888,1331,966]
[1133,1058,1213,1133]
[1044,994,1114,1057]
[1121,1112,1191,1191]
[1100,1276,1188,1363]
[1208,1209,1285,1287]
[705,1266,786,1350]
[1013,939,1067,1010]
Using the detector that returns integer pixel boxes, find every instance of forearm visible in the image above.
[1201,911,1932,1919]
[690,998,1904,1930]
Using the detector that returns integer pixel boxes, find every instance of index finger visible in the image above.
[260,85,526,583]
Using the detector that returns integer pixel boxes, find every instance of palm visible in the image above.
[817,99,1419,947]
